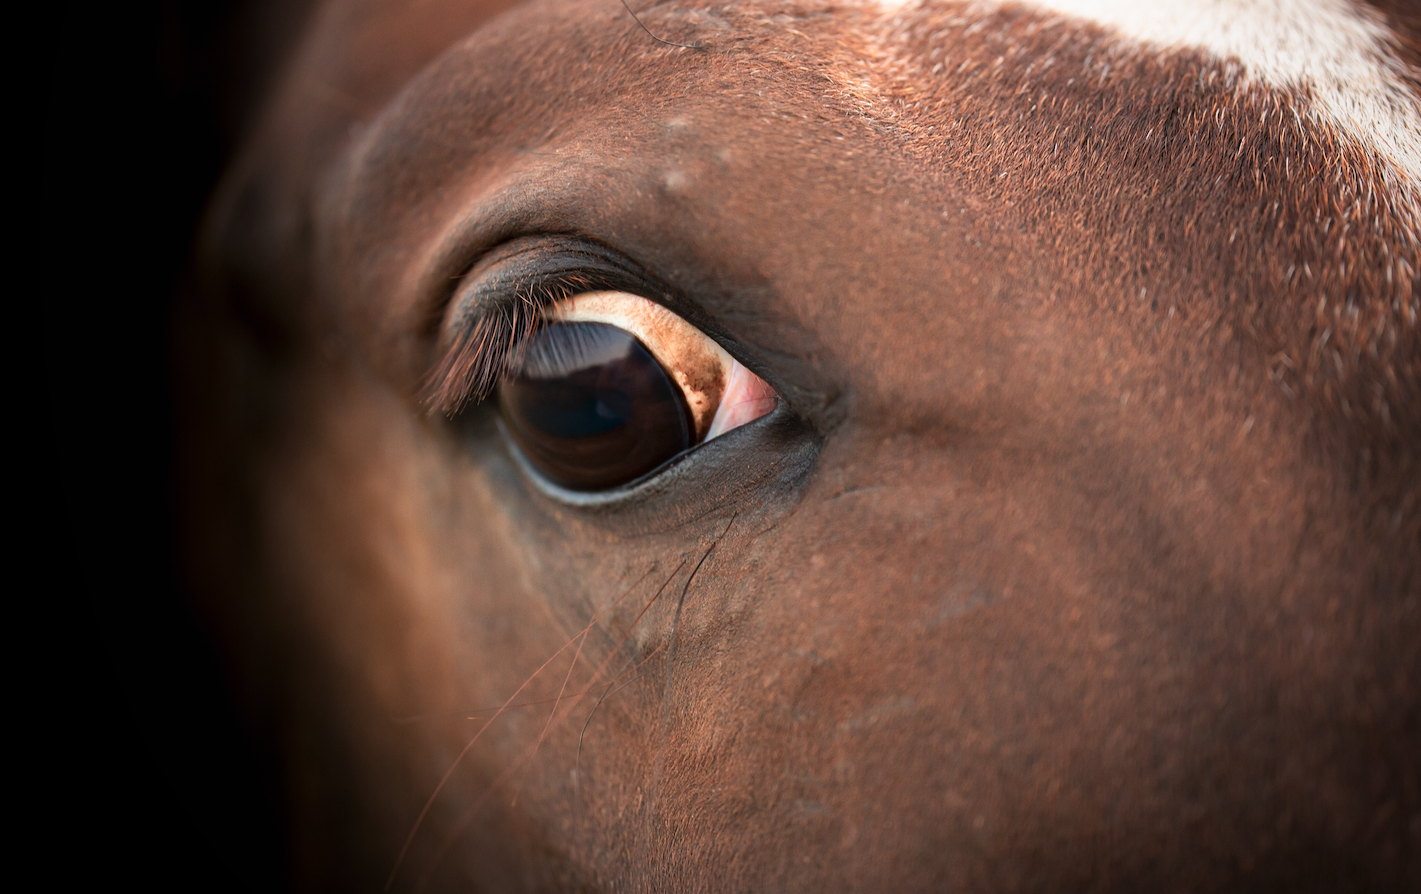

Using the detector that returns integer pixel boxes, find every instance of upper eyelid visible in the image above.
[446,236,665,326]
[424,236,683,415]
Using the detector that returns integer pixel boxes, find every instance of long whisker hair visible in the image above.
[615,0,704,50]
[385,562,665,891]
[389,557,692,892]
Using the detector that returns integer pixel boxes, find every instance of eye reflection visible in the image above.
[499,322,692,490]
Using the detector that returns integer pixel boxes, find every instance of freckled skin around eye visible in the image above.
[557,292,740,443]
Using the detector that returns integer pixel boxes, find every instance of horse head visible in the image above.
[185,1,1421,889]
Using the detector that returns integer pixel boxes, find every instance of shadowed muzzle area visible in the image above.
[182,0,1420,891]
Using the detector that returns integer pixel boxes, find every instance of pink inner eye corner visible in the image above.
[705,358,777,441]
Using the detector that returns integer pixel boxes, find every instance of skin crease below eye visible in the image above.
[554,291,775,442]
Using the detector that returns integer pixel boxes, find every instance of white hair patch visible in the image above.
[871,0,1421,201]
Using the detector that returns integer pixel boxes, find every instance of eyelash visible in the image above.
[424,238,734,421]
[422,275,579,417]
[425,240,783,494]
[423,238,665,416]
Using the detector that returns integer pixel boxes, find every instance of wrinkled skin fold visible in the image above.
[183,0,1421,890]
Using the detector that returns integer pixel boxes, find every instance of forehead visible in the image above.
[340,1,909,223]
[331,0,1421,249]
[342,0,1421,186]
[264,0,1419,451]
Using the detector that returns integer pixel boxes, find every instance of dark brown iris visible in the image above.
[499,322,692,491]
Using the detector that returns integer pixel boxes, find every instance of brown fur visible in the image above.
[183,1,1421,890]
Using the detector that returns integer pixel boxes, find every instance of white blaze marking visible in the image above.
[872,0,1421,197]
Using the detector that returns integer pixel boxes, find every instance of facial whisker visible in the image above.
[384,565,663,891]
[411,562,689,893]
[573,641,668,828]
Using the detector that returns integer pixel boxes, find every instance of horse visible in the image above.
[181,0,1421,889]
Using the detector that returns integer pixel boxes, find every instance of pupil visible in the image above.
[517,388,631,437]
[499,322,693,491]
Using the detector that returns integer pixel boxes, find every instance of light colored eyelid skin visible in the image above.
[553,292,777,443]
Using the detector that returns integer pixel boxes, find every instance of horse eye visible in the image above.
[498,292,776,491]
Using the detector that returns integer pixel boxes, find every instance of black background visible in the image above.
[35,2,311,887]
